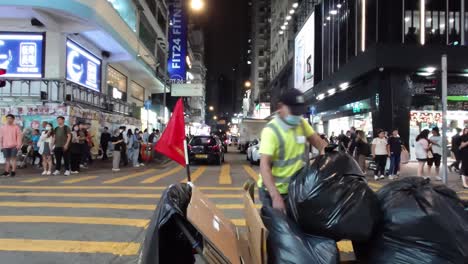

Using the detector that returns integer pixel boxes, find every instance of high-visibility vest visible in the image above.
[257,118,309,194]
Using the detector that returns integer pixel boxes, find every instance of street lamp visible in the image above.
[244,80,252,88]
[213,115,218,120]
[191,0,204,11]
[209,106,214,111]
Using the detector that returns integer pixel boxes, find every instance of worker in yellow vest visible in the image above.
[258,88,327,213]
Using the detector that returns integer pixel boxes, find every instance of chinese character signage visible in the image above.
[0,33,44,78]
[66,40,101,92]
[168,0,187,81]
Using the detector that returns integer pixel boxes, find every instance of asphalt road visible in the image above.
[0,148,466,263]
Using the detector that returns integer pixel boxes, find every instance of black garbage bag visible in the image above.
[356,177,468,264]
[261,206,340,264]
[287,151,379,241]
[138,183,201,264]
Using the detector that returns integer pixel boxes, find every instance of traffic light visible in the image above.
[0,68,6,88]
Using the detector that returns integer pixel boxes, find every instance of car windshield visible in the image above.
[190,137,215,146]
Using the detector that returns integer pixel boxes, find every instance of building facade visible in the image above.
[0,0,170,133]
[249,0,271,117]
[186,27,207,124]
[297,0,468,157]
[268,0,300,108]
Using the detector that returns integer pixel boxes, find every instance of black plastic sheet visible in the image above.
[138,183,200,264]
[287,151,380,241]
[356,177,468,264]
[261,206,339,264]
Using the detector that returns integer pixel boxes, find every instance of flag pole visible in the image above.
[183,138,192,182]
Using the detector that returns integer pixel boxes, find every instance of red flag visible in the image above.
[155,98,186,167]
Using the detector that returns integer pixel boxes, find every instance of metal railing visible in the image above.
[0,79,132,115]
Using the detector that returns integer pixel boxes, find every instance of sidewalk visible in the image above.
[365,161,466,193]
[0,156,171,178]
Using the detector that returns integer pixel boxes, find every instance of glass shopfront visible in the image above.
[107,66,127,101]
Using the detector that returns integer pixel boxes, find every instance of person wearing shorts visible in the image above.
[0,114,23,177]
[428,127,442,180]
[415,130,430,177]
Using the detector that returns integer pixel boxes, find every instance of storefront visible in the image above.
[312,98,374,138]
[107,66,128,101]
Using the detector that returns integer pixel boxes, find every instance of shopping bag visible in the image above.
[400,149,409,164]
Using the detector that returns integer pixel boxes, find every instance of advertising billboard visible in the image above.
[0,33,44,78]
[294,12,315,93]
[168,0,187,81]
[66,40,101,92]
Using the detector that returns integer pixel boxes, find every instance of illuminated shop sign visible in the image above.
[0,33,44,78]
[294,12,315,93]
[66,40,101,91]
[168,0,187,81]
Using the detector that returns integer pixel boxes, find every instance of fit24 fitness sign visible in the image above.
[168,0,187,81]
[0,33,44,78]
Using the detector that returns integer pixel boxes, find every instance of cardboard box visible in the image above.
[187,186,253,264]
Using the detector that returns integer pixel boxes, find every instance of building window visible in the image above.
[107,0,137,32]
[139,14,156,54]
[131,81,145,102]
[107,66,128,100]
[146,0,157,16]
[157,9,167,33]
[404,0,420,43]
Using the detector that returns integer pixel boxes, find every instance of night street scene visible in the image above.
[0,0,467,263]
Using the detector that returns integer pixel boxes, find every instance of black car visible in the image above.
[188,136,225,165]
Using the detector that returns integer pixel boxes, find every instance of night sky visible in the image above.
[201,0,250,117]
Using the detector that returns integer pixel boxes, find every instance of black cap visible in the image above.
[279,88,307,115]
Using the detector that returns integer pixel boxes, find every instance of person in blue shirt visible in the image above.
[31,129,41,168]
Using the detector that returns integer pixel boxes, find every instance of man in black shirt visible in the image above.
[449,128,462,173]
[100,127,111,160]
[387,129,404,180]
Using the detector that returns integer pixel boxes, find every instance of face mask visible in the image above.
[46,126,52,131]
[74,127,79,131]
[284,115,302,126]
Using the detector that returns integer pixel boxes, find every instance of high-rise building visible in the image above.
[268,0,300,106]
[296,0,468,158]
[186,27,207,123]
[249,0,271,116]
[0,0,170,131]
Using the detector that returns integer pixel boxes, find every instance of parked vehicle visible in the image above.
[238,118,268,153]
[246,139,260,165]
[188,136,225,165]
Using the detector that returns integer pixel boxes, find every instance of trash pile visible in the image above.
[138,151,468,264]
[265,151,468,264]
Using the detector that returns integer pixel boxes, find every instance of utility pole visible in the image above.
[441,54,448,184]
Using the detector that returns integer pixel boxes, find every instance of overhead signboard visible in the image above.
[0,33,44,78]
[171,83,203,97]
[168,0,188,81]
[66,39,102,92]
[294,12,315,93]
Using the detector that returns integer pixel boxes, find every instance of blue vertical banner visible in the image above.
[168,0,187,81]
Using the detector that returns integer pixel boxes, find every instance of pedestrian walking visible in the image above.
[52,116,71,176]
[142,129,149,143]
[31,129,42,168]
[459,128,468,189]
[137,131,145,166]
[387,128,404,180]
[119,126,128,166]
[100,127,111,160]
[428,127,442,180]
[257,89,328,212]
[415,129,431,177]
[338,131,351,152]
[38,123,54,176]
[348,126,357,155]
[371,129,388,181]
[111,129,124,172]
[355,130,370,173]
[0,114,23,177]
[70,124,85,174]
[449,128,462,173]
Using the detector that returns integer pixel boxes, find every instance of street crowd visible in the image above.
[0,114,162,177]
[322,126,468,188]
